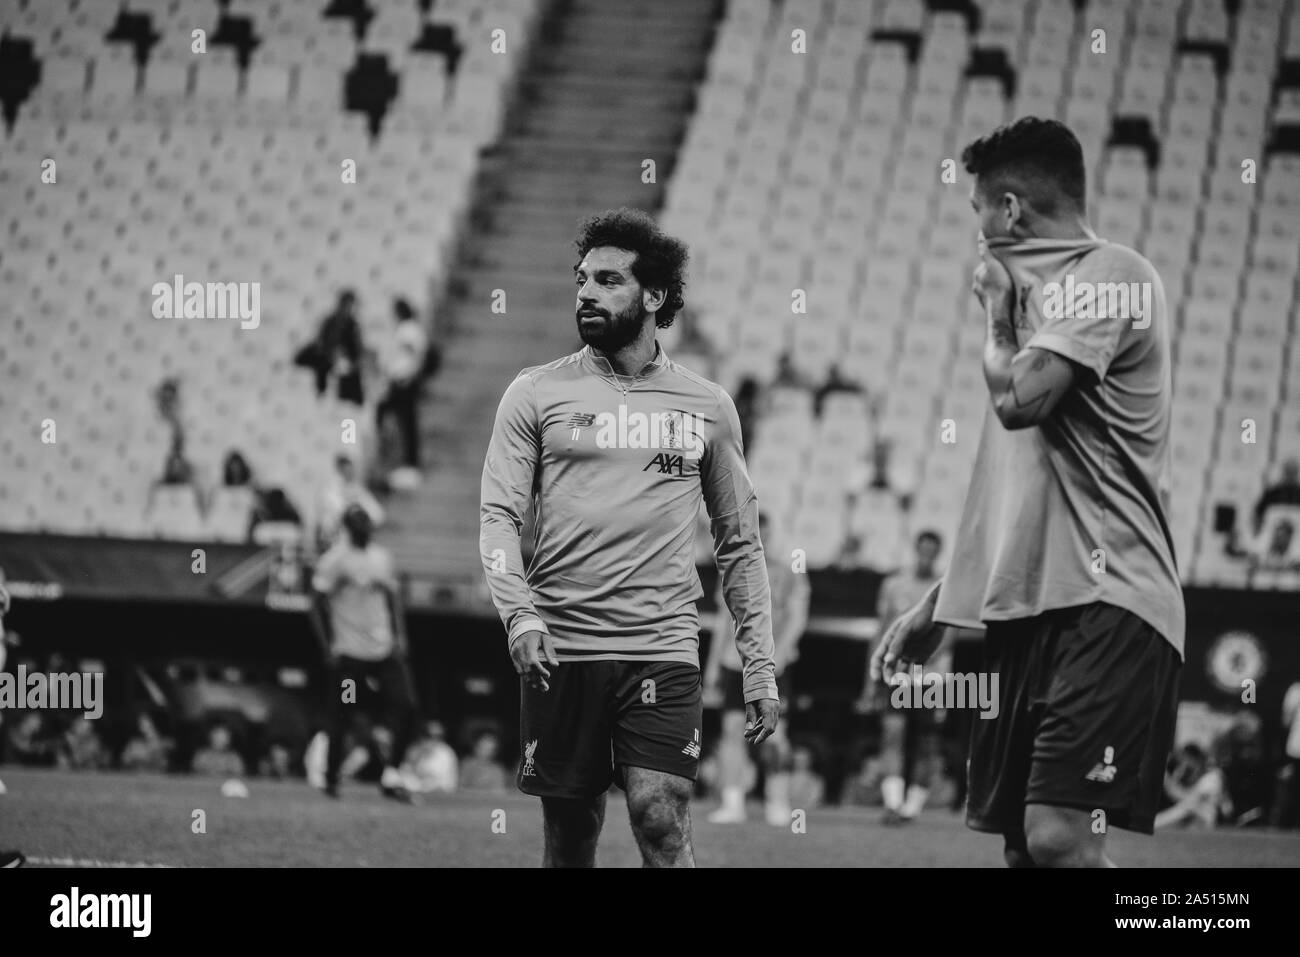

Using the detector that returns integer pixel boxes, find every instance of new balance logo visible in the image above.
[681,728,701,759]
[567,412,596,441]
[1085,762,1117,783]
[643,453,685,476]
[1086,746,1117,783]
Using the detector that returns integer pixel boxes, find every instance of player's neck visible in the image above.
[1018,214,1092,241]
[591,334,659,378]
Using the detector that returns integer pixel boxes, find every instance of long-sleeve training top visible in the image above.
[480,343,778,702]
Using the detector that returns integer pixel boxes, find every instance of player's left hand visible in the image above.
[744,698,780,746]
[972,239,1014,314]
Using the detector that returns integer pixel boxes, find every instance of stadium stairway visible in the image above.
[380,0,724,596]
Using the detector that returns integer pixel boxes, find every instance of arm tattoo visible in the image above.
[989,315,1017,349]
[1006,377,1055,420]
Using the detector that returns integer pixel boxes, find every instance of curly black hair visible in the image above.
[573,207,688,328]
[960,117,1086,216]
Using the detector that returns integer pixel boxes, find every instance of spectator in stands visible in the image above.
[296,289,365,405]
[867,437,892,491]
[1273,681,1300,829]
[259,742,293,780]
[158,437,197,488]
[192,723,246,777]
[774,351,806,388]
[58,716,107,771]
[154,376,182,434]
[313,453,385,550]
[458,730,509,794]
[248,487,304,543]
[147,434,204,523]
[121,713,171,772]
[1253,459,1300,532]
[222,450,253,487]
[1255,516,1300,571]
[6,713,57,767]
[813,363,861,416]
[400,720,458,794]
[376,297,429,490]
[733,377,759,455]
[1155,742,1231,829]
[1220,711,1270,826]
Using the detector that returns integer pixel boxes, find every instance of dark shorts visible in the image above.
[518,660,703,799]
[966,602,1181,836]
[721,667,791,714]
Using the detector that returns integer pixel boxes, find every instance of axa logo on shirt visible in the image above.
[1041,275,1153,329]
[593,405,705,459]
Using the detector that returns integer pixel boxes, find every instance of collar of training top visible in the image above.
[582,342,669,381]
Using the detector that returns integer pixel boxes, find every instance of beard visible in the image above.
[576,299,647,352]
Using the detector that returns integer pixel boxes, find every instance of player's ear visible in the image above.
[643,286,666,313]
[1002,192,1021,231]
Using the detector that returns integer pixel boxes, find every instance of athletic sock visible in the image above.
[901,784,929,818]
[721,786,744,813]
[881,775,905,811]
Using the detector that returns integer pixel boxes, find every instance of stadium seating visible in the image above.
[0,0,539,541]
[2,0,1297,593]
[661,0,1299,586]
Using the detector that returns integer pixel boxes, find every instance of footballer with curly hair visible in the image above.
[479,208,779,867]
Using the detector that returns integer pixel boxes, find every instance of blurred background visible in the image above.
[0,0,1298,843]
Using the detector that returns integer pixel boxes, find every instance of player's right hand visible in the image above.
[744,698,780,746]
[511,629,559,692]
[870,597,946,683]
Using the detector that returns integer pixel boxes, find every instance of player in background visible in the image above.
[858,530,949,824]
[310,504,418,801]
[480,208,779,867]
[871,118,1184,867]
[1275,680,1300,828]
[0,570,23,867]
[705,512,810,825]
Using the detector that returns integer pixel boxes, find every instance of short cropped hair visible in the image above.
[573,208,688,328]
[960,117,1086,216]
[916,529,943,550]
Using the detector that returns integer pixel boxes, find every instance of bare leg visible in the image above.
[1024,803,1115,868]
[541,794,606,868]
[624,766,695,868]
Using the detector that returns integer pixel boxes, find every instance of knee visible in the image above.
[627,792,687,846]
[1025,817,1103,868]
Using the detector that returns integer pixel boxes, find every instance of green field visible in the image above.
[1,767,1297,867]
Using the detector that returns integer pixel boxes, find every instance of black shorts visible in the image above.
[517,660,703,799]
[721,667,790,713]
[966,602,1181,836]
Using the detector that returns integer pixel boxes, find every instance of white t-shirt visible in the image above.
[313,542,397,660]
[384,321,428,384]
